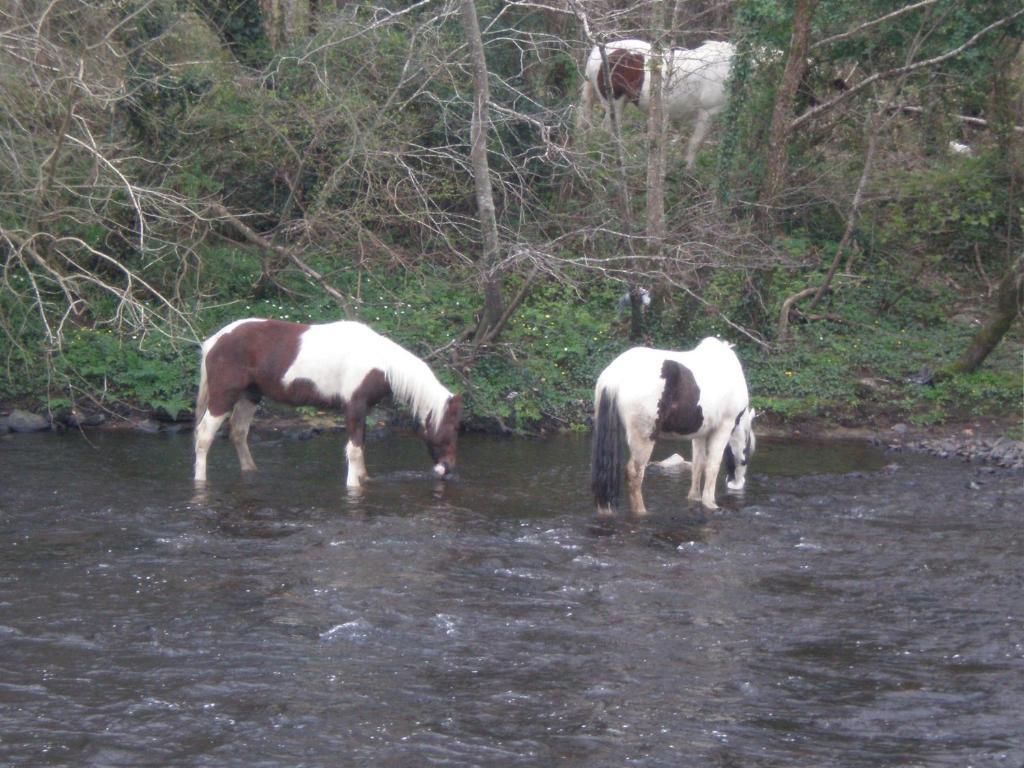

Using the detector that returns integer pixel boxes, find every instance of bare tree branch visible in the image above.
[811,0,939,51]
[793,9,1024,131]
[209,202,355,317]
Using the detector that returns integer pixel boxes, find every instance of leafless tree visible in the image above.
[1,1,202,353]
[458,0,507,346]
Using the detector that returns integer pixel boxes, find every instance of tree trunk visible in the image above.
[641,10,670,341]
[807,110,880,310]
[260,0,310,52]
[593,41,643,340]
[941,40,1022,378]
[944,253,1023,376]
[459,0,506,344]
[757,0,819,231]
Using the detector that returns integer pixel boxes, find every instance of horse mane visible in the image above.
[378,336,453,432]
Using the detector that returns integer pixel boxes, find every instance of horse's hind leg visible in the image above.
[194,410,228,483]
[229,398,259,472]
[684,110,712,169]
[625,437,655,517]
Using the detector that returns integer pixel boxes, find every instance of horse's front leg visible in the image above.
[345,403,370,488]
[688,438,706,502]
[699,429,732,511]
[684,110,712,169]
[601,97,614,132]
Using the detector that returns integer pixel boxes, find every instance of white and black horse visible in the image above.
[578,39,735,168]
[193,319,461,487]
[591,337,755,514]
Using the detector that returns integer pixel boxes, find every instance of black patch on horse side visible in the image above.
[655,360,703,437]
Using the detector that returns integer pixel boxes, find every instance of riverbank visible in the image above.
[2,402,1021,471]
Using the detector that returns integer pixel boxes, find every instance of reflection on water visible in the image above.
[1,430,1022,767]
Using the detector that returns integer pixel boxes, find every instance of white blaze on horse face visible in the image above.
[726,466,747,491]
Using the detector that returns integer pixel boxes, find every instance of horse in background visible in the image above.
[193,319,461,488]
[577,39,735,169]
[591,337,755,515]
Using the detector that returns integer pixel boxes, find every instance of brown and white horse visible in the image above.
[591,337,755,515]
[578,39,735,168]
[193,319,461,487]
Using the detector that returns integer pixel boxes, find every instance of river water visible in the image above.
[1,430,1022,767]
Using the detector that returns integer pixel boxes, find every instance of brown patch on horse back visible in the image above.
[597,49,645,103]
[655,360,703,437]
[204,319,341,416]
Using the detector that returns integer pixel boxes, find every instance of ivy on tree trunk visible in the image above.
[943,253,1023,377]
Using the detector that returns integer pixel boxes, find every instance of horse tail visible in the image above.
[590,387,623,510]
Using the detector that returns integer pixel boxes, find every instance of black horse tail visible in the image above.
[590,387,623,510]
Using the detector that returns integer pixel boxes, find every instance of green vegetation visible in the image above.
[3,248,1018,433]
[0,0,1020,435]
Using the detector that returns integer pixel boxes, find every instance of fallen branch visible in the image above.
[209,202,354,318]
[876,101,1024,134]
[792,9,1024,131]
[777,286,818,342]
[808,108,880,311]
[811,0,938,52]
[804,313,848,324]
[476,265,540,347]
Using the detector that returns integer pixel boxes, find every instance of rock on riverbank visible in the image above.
[872,427,1024,470]
[0,409,51,433]
[901,437,1023,469]
[3,405,1022,471]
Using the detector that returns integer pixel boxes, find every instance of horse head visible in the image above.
[425,394,462,479]
[724,407,756,491]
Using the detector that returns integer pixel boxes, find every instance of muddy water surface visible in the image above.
[1,431,1022,766]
